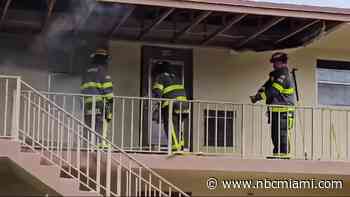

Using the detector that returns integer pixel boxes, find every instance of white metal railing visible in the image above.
[0,75,190,197]
[40,91,350,161]
[41,92,243,155]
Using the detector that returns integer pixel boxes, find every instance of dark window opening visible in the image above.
[204,110,235,147]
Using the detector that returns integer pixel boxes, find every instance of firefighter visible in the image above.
[250,52,295,158]
[81,48,114,148]
[152,61,189,152]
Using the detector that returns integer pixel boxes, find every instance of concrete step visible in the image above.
[0,139,102,196]
[0,139,21,156]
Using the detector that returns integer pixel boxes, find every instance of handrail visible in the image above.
[38,90,350,161]
[1,76,190,197]
[40,90,350,111]
[21,80,190,196]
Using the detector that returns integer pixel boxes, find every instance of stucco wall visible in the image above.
[106,37,350,107]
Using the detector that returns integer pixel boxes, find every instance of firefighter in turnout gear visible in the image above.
[152,61,189,152]
[81,48,113,148]
[250,52,295,158]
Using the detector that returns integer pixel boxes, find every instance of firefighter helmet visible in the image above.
[152,61,171,75]
[270,52,288,64]
[90,48,110,65]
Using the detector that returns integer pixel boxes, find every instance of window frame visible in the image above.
[316,59,350,106]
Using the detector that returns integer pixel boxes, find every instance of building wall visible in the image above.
[108,41,350,107]
[1,31,349,106]
[0,35,49,91]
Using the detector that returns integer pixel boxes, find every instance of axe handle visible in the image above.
[291,68,300,102]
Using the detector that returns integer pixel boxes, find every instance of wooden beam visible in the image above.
[0,0,13,27]
[108,5,135,38]
[138,7,175,40]
[173,11,211,42]
[41,0,57,32]
[302,21,344,47]
[236,17,285,48]
[275,19,320,44]
[201,14,247,45]
[100,0,350,22]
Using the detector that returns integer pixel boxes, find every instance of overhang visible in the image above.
[96,0,348,51]
[1,0,349,51]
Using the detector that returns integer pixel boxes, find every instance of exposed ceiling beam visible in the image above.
[275,19,320,44]
[302,21,344,47]
[138,7,175,40]
[108,5,135,38]
[100,0,350,22]
[172,11,212,42]
[236,17,285,48]
[41,0,57,32]
[201,14,247,45]
[0,0,13,27]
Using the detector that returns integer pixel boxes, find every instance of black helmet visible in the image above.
[90,48,110,65]
[152,61,171,75]
[270,52,288,64]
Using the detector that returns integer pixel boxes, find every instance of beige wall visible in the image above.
[109,33,350,107]
[109,42,141,97]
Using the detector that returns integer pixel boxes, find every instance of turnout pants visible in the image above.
[271,112,292,156]
[161,107,188,151]
[84,115,108,147]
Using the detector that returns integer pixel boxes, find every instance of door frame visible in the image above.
[140,45,194,151]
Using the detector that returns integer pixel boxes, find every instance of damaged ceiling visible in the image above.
[0,0,347,51]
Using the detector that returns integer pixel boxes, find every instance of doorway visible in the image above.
[140,46,193,151]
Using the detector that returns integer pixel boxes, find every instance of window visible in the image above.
[204,110,235,147]
[317,60,350,106]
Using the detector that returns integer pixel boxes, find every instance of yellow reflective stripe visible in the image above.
[272,82,284,93]
[272,82,295,95]
[102,93,114,99]
[81,82,113,90]
[102,82,113,89]
[84,96,103,103]
[171,123,180,150]
[163,84,184,95]
[271,107,295,112]
[176,96,187,101]
[260,92,266,101]
[85,94,113,103]
[161,96,188,108]
[272,153,291,158]
[288,117,294,130]
[174,109,190,114]
[283,88,295,95]
[81,82,102,89]
[152,83,164,91]
[162,101,169,108]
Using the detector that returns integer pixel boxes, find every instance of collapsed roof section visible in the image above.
[1,0,349,51]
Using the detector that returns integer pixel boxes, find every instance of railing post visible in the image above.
[106,147,112,196]
[91,95,96,146]
[168,100,173,156]
[311,107,314,160]
[12,77,21,140]
[241,104,245,159]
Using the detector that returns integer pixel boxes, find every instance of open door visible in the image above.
[141,46,193,151]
